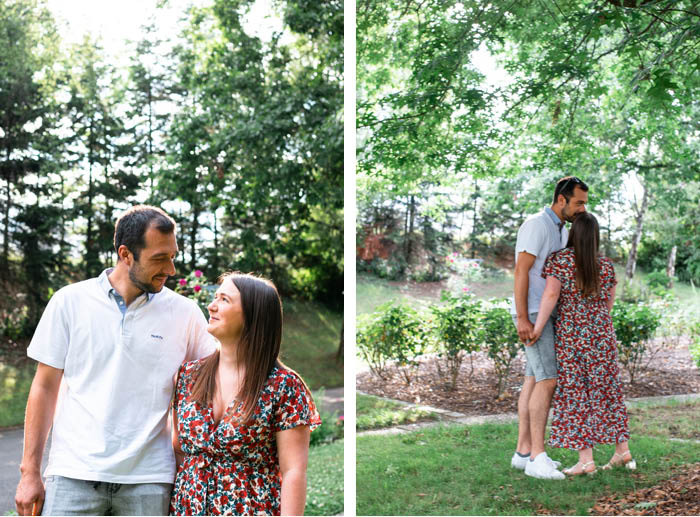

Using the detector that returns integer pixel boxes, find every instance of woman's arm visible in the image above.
[276,425,311,516]
[607,283,616,313]
[530,276,561,344]
[171,405,184,470]
[171,373,184,470]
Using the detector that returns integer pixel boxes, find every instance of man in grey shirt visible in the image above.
[510,177,588,479]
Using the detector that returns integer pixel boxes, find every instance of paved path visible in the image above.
[0,388,343,515]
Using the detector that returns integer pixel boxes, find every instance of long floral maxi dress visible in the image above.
[169,360,321,516]
[542,247,630,450]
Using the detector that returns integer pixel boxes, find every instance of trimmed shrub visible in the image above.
[356,303,428,383]
[480,302,520,398]
[612,301,662,384]
[431,291,482,390]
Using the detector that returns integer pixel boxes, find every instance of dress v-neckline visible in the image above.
[209,397,241,429]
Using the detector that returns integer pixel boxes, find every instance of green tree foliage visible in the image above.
[162,0,343,303]
[2,0,342,337]
[0,0,60,276]
[358,0,700,285]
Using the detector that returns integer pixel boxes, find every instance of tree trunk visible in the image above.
[625,183,648,282]
[190,204,199,272]
[405,195,416,264]
[666,245,677,288]
[2,174,10,276]
[470,177,478,258]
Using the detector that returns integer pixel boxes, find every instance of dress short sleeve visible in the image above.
[542,250,569,284]
[600,257,617,294]
[272,370,322,433]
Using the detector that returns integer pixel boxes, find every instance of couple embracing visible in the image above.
[510,177,635,479]
[15,205,319,516]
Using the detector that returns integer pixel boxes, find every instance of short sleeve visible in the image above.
[272,371,322,432]
[542,251,568,283]
[515,218,547,258]
[26,288,70,369]
[184,301,217,363]
[600,257,617,293]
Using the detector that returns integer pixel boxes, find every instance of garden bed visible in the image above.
[356,343,700,417]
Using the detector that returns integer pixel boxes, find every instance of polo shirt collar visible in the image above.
[544,206,565,231]
[97,268,156,304]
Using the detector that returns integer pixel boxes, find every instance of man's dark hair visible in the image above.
[553,176,589,204]
[114,205,176,261]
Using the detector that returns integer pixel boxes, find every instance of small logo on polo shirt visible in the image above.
[151,334,164,340]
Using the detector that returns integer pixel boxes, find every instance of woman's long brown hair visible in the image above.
[189,272,294,422]
[566,212,600,298]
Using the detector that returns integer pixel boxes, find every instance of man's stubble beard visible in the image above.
[128,260,163,294]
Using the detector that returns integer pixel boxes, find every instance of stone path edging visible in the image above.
[357,390,700,436]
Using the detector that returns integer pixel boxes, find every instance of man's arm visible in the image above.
[514,251,537,343]
[15,363,63,516]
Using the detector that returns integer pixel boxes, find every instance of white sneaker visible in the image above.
[547,457,562,470]
[511,452,530,470]
[525,452,565,480]
[512,452,560,470]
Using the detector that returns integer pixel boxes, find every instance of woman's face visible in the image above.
[207,278,245,343]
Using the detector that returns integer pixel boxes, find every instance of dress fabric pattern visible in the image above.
[169,360,321,516]
[543,248,630,451]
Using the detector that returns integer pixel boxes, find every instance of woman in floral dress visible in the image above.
[531,213,635,476]
[170,272,321,515]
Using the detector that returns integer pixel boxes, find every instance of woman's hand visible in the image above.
[527,326,543,346]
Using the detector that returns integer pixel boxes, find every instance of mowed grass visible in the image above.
[356,413,700,515]
[357,393,439,431]
[306,439,344,516]
[356,272,513,316]
[356,274,437,315]
[279,299,343,389]
[0,362,34,427]
[628,398,700,440]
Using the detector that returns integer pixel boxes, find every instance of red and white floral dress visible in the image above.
[543,247,630,451]
[169,360,321,516]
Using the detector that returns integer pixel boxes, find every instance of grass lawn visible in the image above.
[306,439,344,516]
[628,398,700,440]
[356,274,436,315]
[264,299,343,389]
[357,393,439,431]
[356,403,700,515]
[356,272,514,316]
[0,362,34,427]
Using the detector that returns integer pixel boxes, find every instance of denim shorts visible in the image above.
[41,475,172,516]
[512,313,558,382]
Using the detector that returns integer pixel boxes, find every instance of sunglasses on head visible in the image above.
[559,176,583,196]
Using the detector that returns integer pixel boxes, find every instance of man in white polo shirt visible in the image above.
[509,177,588,480]
[15,205,216,516]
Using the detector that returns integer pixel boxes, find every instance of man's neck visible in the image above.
[548,204,564,223]
[108,264,144,307]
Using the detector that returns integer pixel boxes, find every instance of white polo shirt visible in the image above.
[27,269,216,483]
[510,207,568,315]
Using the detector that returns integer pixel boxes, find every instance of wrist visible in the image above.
[19,463,41,477]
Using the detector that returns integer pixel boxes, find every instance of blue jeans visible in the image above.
[42,475,172,516]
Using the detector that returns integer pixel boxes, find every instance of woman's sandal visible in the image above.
[600,451,636,471]
[563,461,597,477]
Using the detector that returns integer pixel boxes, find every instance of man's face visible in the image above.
[560,186,588,223]
[127,226,178,293]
